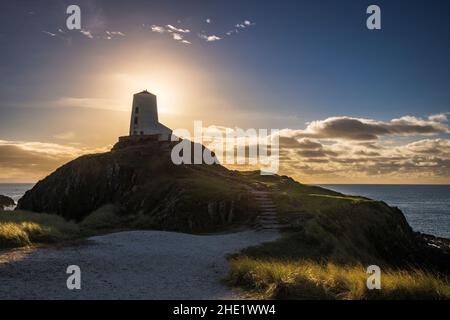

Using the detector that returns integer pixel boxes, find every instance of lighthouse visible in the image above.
[128,90,172,141]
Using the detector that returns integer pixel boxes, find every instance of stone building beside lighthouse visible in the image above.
[128,90,172,141]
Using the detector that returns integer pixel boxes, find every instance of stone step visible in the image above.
[259,216,277,219]
[259,226,282,230]
[259,224,289,229]
[254,222,289,229]
[258,221,278,225]
[257,215,276,218]
[258,217,278,224]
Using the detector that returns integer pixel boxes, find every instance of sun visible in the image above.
[114,73,180,115]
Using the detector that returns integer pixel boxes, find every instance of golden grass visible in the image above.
[0,210,80,249]
[307,194,371,202]
[227,257,450,300]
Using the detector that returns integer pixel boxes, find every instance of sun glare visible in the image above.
[113,74,177,115]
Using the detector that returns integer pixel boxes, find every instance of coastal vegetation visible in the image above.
[0,210,80,249]
[226,257,450,299]
[225,174,450,300]
[2,142,449,299]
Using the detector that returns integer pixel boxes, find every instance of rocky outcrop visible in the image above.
[0,195,15,210]
[17,139,256,232]
[14,138,449,270]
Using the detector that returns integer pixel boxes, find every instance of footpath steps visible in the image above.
[250,190,289,231]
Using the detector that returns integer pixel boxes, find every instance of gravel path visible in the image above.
[0,230,279,299]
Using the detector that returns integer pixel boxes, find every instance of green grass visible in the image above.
[224,174,450,299]
[0,210,81,249]
[226,230,450,300]
[3,171,448,300]
[227,257,450,300]
[79,204,125,230]
[0,206,150,250]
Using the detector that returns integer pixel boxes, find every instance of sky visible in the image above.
[0,0,449,183]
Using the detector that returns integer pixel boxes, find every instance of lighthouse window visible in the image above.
[134,116,138,125]
[135,107,139,114]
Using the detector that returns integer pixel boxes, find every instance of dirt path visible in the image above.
[0,230,279,299]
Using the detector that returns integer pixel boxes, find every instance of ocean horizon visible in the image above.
[320,184,450,239]
[1,183,449,239]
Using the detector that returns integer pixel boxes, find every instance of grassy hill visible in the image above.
[224,174,450,299]
[2,139,449,299]
[16,139,258,233]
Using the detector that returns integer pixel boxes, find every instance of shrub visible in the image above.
[80,204,124,231]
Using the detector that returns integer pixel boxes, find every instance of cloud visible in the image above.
[150,24,191,44]
[2,115,449,183]
[198,34,222,42]
[80,29,94,39]
[354,150,381,157]
[166,25,190,33]
[279,137,323,149]
[52,96,126,111]
[404,138,450,155]
[201,113,449,183]
[151,25,166,33]
[285,115,448,141]
[42,31,56,37]
[53,131,76,140]
[103,31,126,40]
[172,33,183,41]
[235,20,256,28]
[275,134,450,183]
[297,149,337,158]
[429,113,449,122]
[226,20,255,37]
[0,140,107,182]
[41,28,125,42]
[106,31,125,36]
[149,19,256,44]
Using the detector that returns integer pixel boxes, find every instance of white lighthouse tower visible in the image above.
[129,90,172,141]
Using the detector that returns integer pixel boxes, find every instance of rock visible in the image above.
[0,194,15,210]
[16,139,256,232]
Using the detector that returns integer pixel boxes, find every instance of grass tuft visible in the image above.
[0,210,80,249]
[227,257,450,300]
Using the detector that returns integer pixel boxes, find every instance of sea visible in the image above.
[0,183,35,210]
[1,183,449,239]
[320,185,450,239]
